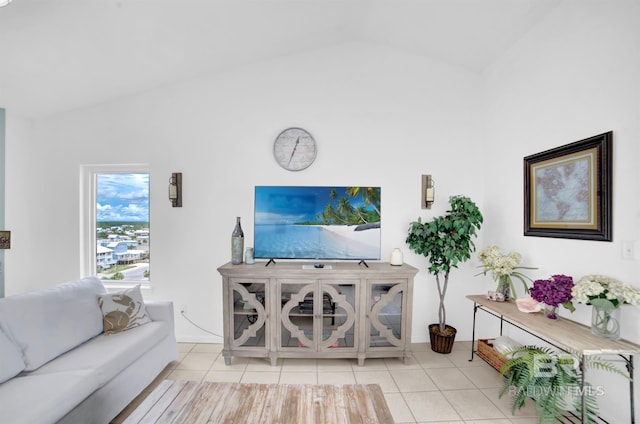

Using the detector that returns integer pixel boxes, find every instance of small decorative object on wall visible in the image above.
[168,172,182,207]
[523,131,612,241]
[421,174,435,209]
[273,127,317,171]
[0,231,10,249]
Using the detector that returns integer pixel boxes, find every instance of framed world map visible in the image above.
[524,132,612,241]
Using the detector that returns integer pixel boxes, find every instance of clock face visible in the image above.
[273,128,317,171]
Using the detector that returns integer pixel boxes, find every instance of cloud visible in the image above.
[97,174,149,222]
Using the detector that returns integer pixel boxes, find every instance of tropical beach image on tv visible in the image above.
[254,186,381,260]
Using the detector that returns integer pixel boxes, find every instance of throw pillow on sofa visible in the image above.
[99,285,151,335]
[0,327,25,383]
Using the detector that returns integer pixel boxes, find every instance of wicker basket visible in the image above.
[476,338,508,372]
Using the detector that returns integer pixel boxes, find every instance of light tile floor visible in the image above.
[112,341,541,424]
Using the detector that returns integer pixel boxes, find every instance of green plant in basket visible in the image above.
[406,195,482,351]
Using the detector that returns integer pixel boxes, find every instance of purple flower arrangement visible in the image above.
[529,274,576,318]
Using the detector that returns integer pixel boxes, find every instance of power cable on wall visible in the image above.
[180,310,223,339]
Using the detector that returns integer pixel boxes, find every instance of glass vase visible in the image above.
[496,277,511,301]
[543,304,558,319]
[590,302,621,340]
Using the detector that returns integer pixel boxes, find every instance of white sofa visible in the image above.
[0,277,177,424]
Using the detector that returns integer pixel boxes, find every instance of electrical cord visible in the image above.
[180,310,224,339]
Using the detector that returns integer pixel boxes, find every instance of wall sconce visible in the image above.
[169,172,182,207]
[421,174,435,209]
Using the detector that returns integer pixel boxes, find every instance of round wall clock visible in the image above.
[273,127,317,171]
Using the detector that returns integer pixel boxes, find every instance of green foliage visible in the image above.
[302,187,381,226]
[406,196,483,276]
[499,345,628,423]
[111,272,125,280]
[405,196,483,332]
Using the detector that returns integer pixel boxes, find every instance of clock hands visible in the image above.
[287,137,300,167]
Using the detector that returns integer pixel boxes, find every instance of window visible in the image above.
[81,164,150,285]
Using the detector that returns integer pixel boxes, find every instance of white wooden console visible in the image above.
[217,261,418,366]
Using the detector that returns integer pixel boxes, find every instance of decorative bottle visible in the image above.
[231,217,244,265]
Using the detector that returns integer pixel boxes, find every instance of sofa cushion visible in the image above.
[99,284,152,334]
[30,320,169,387]
[0,277,106,371]
[0,327,25,383]
[0,370,99,424]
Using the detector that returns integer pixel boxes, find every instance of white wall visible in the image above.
[4,41,485,343]
[483,1,640,421]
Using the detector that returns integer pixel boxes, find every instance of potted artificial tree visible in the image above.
[406,195,483,354]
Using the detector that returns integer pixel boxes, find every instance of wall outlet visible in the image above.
[622,240,634,260]
[180,304,187,314]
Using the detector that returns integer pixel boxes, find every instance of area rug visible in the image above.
[123,380,394,423]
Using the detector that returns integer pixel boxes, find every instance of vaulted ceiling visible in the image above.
[0,0,562,119]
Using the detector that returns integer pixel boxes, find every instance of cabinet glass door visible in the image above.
[279,280,358,351]
[368,282,404,348]
[280,282,315,349]
[230,279,267,348]
[319,282,357,350]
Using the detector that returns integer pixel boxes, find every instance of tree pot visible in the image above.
[428,323,457,354]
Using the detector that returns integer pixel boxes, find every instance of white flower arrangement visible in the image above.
[571,275,640,307]
[478,245,523,279]
[476,245,536,298]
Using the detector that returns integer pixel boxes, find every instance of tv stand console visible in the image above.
[217,261,418,366]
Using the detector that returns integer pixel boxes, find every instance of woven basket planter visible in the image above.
[476,338,508,371]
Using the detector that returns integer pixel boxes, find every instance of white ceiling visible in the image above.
[0,0,562,119]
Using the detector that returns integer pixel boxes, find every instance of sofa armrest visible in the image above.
[145,301,176,339]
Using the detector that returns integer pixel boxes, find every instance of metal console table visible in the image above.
[467,294,639,423]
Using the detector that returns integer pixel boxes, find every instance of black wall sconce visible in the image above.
[169,172,182,207]
[421,174,435,209]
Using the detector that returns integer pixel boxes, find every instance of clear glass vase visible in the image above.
[496,277,511,301]
[543,304,558,319]
[590,301,621,340]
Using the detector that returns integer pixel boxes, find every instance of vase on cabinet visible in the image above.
[231,217,244,265]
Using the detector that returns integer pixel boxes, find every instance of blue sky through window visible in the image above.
[97,173,149,222]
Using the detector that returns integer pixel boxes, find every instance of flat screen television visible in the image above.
[254,186,381,260]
